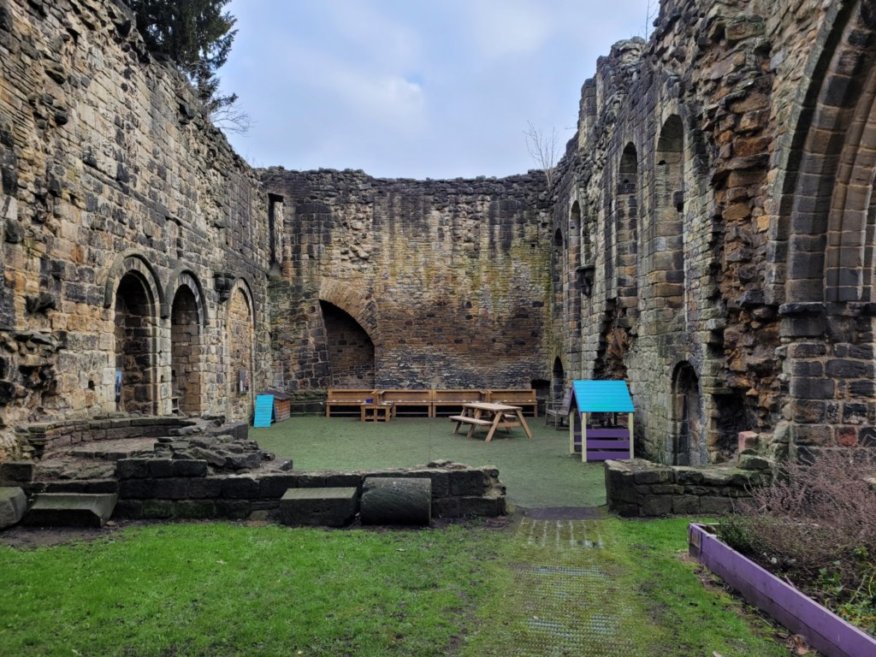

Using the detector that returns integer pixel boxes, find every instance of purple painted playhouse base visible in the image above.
[573,427,631,461]
[689,523,876,657]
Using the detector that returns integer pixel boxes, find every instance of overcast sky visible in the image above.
[219,0,656,179]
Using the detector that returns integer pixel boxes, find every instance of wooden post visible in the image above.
[568,410,576,455]
[628,412,634,459]
[581,412,588,463]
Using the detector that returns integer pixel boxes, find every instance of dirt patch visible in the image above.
[0,521,126,549]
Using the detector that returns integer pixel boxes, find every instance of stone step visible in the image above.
[0,487,28,529]
[22,493,118,528]
[278,487,358,527]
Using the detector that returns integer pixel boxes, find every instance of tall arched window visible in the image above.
[654,116,685,312]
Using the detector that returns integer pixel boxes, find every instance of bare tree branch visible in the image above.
[211,103,251,135]
[524,121,559,187]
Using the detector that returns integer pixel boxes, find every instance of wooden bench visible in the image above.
[449,414,493,436]
[432,389,487,416]
[486,389,538,417]
[325,388,377,417]
[378,389,435,417]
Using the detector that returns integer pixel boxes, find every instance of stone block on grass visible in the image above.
[22,493,117,528]
[279,487,358,527]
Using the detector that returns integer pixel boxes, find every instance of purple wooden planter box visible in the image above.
[688,523,876,657]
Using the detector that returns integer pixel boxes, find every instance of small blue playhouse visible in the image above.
[568,380,635,462]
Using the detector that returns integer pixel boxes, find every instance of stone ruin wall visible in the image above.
[551,0,876,465]
[261,169,551,391]
[1,0,874,471]
[0,0,271,458]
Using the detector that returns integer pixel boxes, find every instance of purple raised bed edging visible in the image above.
[689,523,876,657]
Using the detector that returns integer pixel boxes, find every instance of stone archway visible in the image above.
[551,357,566,401]
[653,116,685,316]
[671,362,701,466]
[772,0,876,456]
[171,285,202,416]
[320,300,375,387]
[114,271,157,415]
[226,284,255,422]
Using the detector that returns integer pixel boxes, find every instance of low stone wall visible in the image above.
[114,459,505,521]
[17,417,247,459]
[604,458,771,517]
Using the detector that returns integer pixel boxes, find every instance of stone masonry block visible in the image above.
[0,487,27,528]
[448,469,488,496]
[221,476,260,499]
[0,461,35,484]
[22,493,117,528]
[278,487,358,527]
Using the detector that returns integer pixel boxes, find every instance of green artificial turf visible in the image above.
[253,416,606,508]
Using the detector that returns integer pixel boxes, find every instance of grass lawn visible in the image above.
[0,416,791,656]
[0,518,789,657]
[253,416,606,508]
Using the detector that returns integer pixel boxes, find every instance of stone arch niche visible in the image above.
[551,357,566,401]
[773,0,876,456]
[653,115,685,316]
[114,271,158,415]
[617,142,639,315]
[226,283,254,422]
[671,362,702,465]
[170,276,204,416]
[319,300,375,387]
[552,228,565,320]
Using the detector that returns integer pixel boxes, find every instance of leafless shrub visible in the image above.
[723,448,876,583]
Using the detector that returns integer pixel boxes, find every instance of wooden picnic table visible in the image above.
[449,402,533,442]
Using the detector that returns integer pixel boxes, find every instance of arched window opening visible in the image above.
[114,272,156,415]
[654,116,685,313]
[617,143,639,313]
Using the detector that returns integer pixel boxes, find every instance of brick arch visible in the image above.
[169,271,207,416]
[651,114,685,313]
[225,279,255,422]
[774,0,876,304]
[103,251,166,318]
[165,269,208,326]
[616,141,639,313]
[670,361,702,466]
[319,277,379,341]
[772,0,876,456]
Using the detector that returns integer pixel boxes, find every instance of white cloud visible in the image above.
[461,0,554,60]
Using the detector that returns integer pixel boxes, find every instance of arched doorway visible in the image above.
[171,285,202,416]
[320,300,375,387]
[671,362,701,465]
[114,272,156,415]
[551,357,566,402]
[227,285,254,422]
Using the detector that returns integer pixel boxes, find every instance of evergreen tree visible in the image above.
[129,0,242,122]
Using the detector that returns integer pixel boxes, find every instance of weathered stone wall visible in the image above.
[549,0,876,466]
[262,169,550,390]
[604,458,770,517]
[0,0,272,457]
